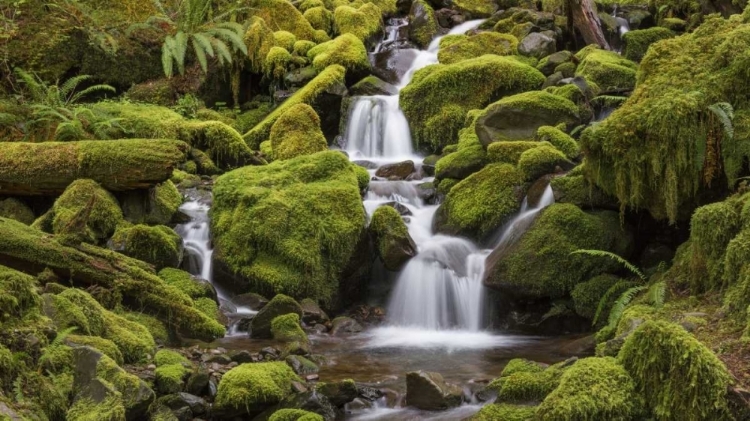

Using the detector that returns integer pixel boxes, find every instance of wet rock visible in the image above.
[345,398,373,412]
[405,371,463,410]
[435,8,460,28]
[371,48,419,85]
[251,294,303,339]
[219,299,238,315]
[417,182,437,204]
[384,201,413,216]
[233,292,269,310]
[370,206,418,270]
[262,391,338,421]
[185,367,210,396]
[560,334,596,355]
[229,350,256,364]
[330,317,364,336]
[397,0,413,14]
[357,384,384,401]
[204,354,232,365]
[408,0,439,48]
[261,347,281,359]
[300,298,330,325]
[537,50,574,76]
[638,243,675,272]
[375,160,415,180]
[353,160,378,170]
[518,32,556,59]
[350,76,399,96]
[159,393,208,417]
[285,355,320,375]
[317,379,359,406]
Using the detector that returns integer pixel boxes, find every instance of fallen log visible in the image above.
[0,139,189,196]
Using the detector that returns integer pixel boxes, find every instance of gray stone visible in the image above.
[317,380,359,407]
[300,298,329,325]
[518,32,556,59]
[250,295,303,339]
[375,160,415,180]
[350,76,399,96]
[405,371,463,410]
[330,317,363,336]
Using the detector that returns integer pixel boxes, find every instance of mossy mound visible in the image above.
[408,0,439,48]
[270,313,309,343]
[369,206,417,270]
[50,179,124,245]
[0,198,35,225]
[154,350,191,395]
[434,122,489,179]
[435,164,524,241]
[249,0,317,40]
[622,27,675,62]
[471,403,536,420]
[549,170,619,210]
[484,204,634,299]
[400,55,545,152]
[110,225,183,270]
[265,46,293,80]
[517,144,573,181]
[251,294,304,339]
[212,151,366,306]
[214,362,301,417]
[244,65,346,148]
[269,409,325,421]
[157,268,215,300]
[305,7,335,33]
[536,357,642,420]
[274,30,298,52]
[307,33,369,73]
[452,0,498,17]
[119,180,183,226]
[536,125,580,159]
[486,360,568,404]
[66,334,124,366]
[618,320,734,421]
[334,3,383,42]
[438,33,518,64]
[575,46,638,93]
[487,141,551,164]
[0,264,43,331]
[570,274,621,320]
[270,104,329,161]
[501,358,545,377]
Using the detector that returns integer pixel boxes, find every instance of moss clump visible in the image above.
[244,65,346,148]
[212,151,366,306]
[334,3,383,42]
[575,47,637,92]
[354,165,370,190]
[157,268,214,300]
[436,164,524,240]
[622,27,675,62]
[214,362,301,415]
[270,104,329,161]
[307,33,369,73]
[271,313,309,344]
[434,125,488,180]
[245,17,277,74]
[305,7,334,33]
[471,403,535,421]
[0,198,35,225]
[269,409,325,421]
[95,353,155,416]
[370,206,416,270]
[154,349,188,367]
[536,126,580,159]
[51,179,124,244]
[120,312,169,345]
[438,33,518,64]
[273,31,298,52]
[501,358,545,377]
[109,225,182,270]
[67,334,124,366]
[235,102,274,135]
[293,40,317,58]
[452,0,498,17]
[408,0,438,48]
[487,362,567,404]
[249,0,317,40]
[484,204,633,299]
[537,357,642,420]
[517,145,572,181]
[155,363,190,395]
[570,274,621,320]
[194,297,221,322]
[400,55,545,151]
[251,294,304,338]
[487,141,550,164]
[265,46,292,80]
[66,396,126,421]
[549,171,619,210]
[618,320,733,421]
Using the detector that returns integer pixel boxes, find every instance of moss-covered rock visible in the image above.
[157,268,215,300]
[549,170,619,210]
[49,179,124,244]
[369,206,417,270]
[269,409,325,421]
[452,0,498,17]
[484,204,634,299]
[154,350,191,395]
[536,125,580,159]
[575,46,637,93]
[66,335,124,366]
[471,403,536,421]
[265,46,293,80]
[517,144,573,181]
[486,360,568,404]
[486,140,549,164]
[334,3,383,42]
[474,91,580,146]
[622,27,675,62]
[214,362,301,417]
[570,274,621,320]
[212,151,366,306]
[109,225,183,270]
[271,313,309,344]
[435,164,524,241]
[307,33,369,74]
[0,198,35,225]
[249,0,317,40]
[251,294,304,339]
[618,320,734,421]
[400,55,545,151]
[305,7,335,33]
[408,0,439,48]
[536,357,642,420]
[438,33,517,64]
[120,180,182,227]
[269,104,329,161]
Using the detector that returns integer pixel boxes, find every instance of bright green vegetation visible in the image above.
[0,198,35,225]
[120,311,170,345]
[437,33,518,64]
[618,320,733,421]
[305,7,335,33]
[274,31,298,52]
[487,141,551,164]
[307,34,370,73]
[486,360,568,404]
[110,225,182,270]
[575,46,638,92]
[501,358,545,377]
[250,0,317,40]
[434,122,488,180]
[571,274,622,320]
[269,409,325,421]
[95,353,154,416]
[154,349,191,394]
[471,403,536,421]
[214,362,301,415]
[370,206,415,269]
[400,55,545,151]
[451,0,498,17]
[581,14,750,222]
[622,27,675,62]
[158,268,215,300]
[212,151,366,306]
[436,164,524,240]
[408,0,439,48]
[244,65,346,148]
[66,396,126,421]
[120,180,183,226]
[67,334,124,365]
[536,357,642,420]
[265,46,293,80]
[517,145,572,181]
[536,125,580,159]
[271,313,309,343]
[48,179,123,245]
[269,104,329,160]
[251,294,304,338]
[334,3,383,42]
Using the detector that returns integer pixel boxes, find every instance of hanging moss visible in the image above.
[307,33,370,73]
[536,357,642,421]
[110,225,183,270]
[244,65,346,148]
[214,362,301,416]
[270,103,329,160]
[575,46,637,93]
[536,126,580,159]
[437,33,518,64]
[618,320,733,421]
[334,3,383,42]
[249,0,317,40]
[622,27,675,62]
[0,198,35,225]
[580,15,750,223]
[265,47,293,81]
[245,17,278,74]
[400,55,545,152]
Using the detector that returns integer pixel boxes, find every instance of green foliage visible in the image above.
[158,268,214,300]
[570,249,646,280]
[269,409,325,421]
[571,274,621,320]
[487,361,568,404]
[707,102,735,141]
[536,126,580,159]
[155,349,188,367]
[270,103,328,160]
[0,198,35,225]
[307,33,369,73]
[67,395,126,421]
[575,46,637,93]
[248,0,317,40]
[471,403,536,421]
[500,358,544,377]
[591,280,638,327]
[265,46,292,80]
[214,362,301,414]
[437,32,518,64]
[244,16,277,74]
[487,141,549,164]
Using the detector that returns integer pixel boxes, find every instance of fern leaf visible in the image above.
[708,102,734,140]
[192,32,215,57]
[14,68,46,103]
[646,281,666,308]
[51,327,77,346]
[174,31,189,75]
[70,84,116,104]
[570,249,646,281]
[213,39,233,66]
[162,39,175,77]
[192,37,209,73]
[59,75,91,100]
[208,26,247,54]
[606,285,646,329]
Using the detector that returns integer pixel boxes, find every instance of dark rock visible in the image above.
[638,243,675,271]
[229,350,256,364]
[350,76,399,96]
[185,368,210,396]
[353,160,378,170]
[543,72,565,88]
[728,386,750,421]
[204,354,232,364]
[160,393,208,417]
[417,182,437,204]
[450,13,466,26]
[300,298,330,325]
[285,66,318,87]
[285,355,320,375]
[250,294,303,339]
[384,201,413,216]
[560,334,596,355]
[317,380,359,407]
[267,391,338,421]
[405,371,463,410]
[409,0,439,48]
[435,8,460,28]
[397,0,413,14]
[371,48,419,85]
[375,161,416,180]
[357,384,384,401]
[518,32,556,59]
[261,347,281,359]
[537,51,573,76]
[330,317,364,336]
[232,292,269,311]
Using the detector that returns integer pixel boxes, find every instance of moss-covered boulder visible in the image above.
[157,268,216,301]
[435,164,525,241]
[536,357,642,420]
[251,294,304,339]
[536,125,580,159]
[474,91,580,146]
[484,204,634,299]
[622,27,675,62]
[517,144,574,181]
[471,403,536,420]
[575,46,637,93]
[154,350,192,395]
[487,140,550,164]
[48,179,124,244]
[249,0,317,40]
[0,198,34,225]
[570,274,621,320]
[269,409,325,421]
[269,104,329,161]
[118,180,182,226]
[438,33,518,64]
[549,169,619,210]
[109,224,183,270]
[408,0,439,48]
[400,55,544,151]
[214,362,300,418]
[212,151,367,307]
[307,33,370,74]
[486,359,568,404]
[271,313,309,344]
[369,206,417,270]
[618,320,734,420]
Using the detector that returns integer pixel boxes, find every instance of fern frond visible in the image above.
[192,32,215,57]
[162,40,175,77]
[192,37,209,73]
[646,281,666,308]
[569,124,587,138]
[570,249,646,281]
[51,327,77,347]
[174,31,189,75]
[213,39,233,66]
[606,285,646,329]
[14,68,46,103]
[59,75,92,99]
[208,26,247,54]
[708,102,734,140]
[70,84,116,103]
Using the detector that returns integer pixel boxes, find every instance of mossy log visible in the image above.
[0,140,188,196]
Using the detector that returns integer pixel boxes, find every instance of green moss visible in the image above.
[517,145,571,181]
[688,198,743,290]
[575,47,637,93]
[307,33,369,73]
[438,33,517,64]
[96,353,153,415]
[66,396,126,421]
[51,179,124,245]
[408,0,438,48]
[270,313,309,343]
[120,180,183,226]
[214,362,301,414]
[435,132,488,180]
[400,55,545,152]
[436,163,524,240]
[155,363,190,394]
[0,198,35,225]
[67,334,124,366]
[270,104,329,161]
[249,0,317,40]
[110,225,182,270]
[451,0,498,17]
[571,274,623,320]
[536,126,580,159]
[245,17,278,74]
[155,349,188,367]
[487,141,548,164]
[622,27,675,62]
[212,151,366,306]
[487,362,567,403]
[333,3,382,42]
[304,7,334,33]
[437,178,459,195]
[194,297,221,322]
[244,65,346,148]
[501,358,545,377]
[273,31,298,52]
[265,46,293,80]
[484,204,633,299]
[549,171,618,210]
[354,165,370,190]
[618,320,733,421]
[0,264,42,327]
[293,40,318,58]
[269,409,325,421]
[158,268,214,300]
[537,357,642,420]
[120,312,169,345]
[554,62,576,78]
[471,404,535,421]
[370,206,414,268]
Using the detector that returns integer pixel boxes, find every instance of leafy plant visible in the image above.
[707,102,734,141]
[605,285,647,330]
[570,249,646,281]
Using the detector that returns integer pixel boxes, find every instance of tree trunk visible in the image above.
[0,139,188,196]
[569,0,611,50]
